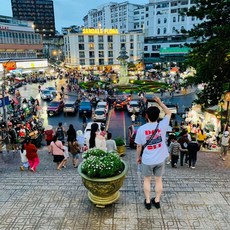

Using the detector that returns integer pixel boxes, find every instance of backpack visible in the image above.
[171,142,180,156]
[56,127,64,140]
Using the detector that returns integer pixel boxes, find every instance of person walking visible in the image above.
[55,122,65,141]
[68,140,81,168]
[24,138,40,172]
[44,125,54,154]
[178,130,190,166]
[135,96,172,210]
[219,131,230,161]
[187,136,200,169]
[169,136,181,168]
[106,132,117,152]
[50,135,65,170]
[66,124,76,145]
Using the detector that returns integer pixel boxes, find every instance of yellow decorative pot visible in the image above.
[78,160,128,208]
[117,145,126,156]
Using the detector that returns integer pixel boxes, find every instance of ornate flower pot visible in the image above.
[117,145,126,156]
[78,160,128,208]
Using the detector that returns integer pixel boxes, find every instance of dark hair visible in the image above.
[89,123,99,148]
[146,106,160,122]
[53,135,58,142]
[25,137,31,145]
[58,122,62,127]
[69,124,74,130]
[101,126,105,131]
[107,132,112,139]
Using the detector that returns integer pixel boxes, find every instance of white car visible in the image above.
[40,89,54,100]
[93,108,107,122]
[45,86,57,96]
[127,100,140,114]
[84,122,102,146]
[96,101,109,114]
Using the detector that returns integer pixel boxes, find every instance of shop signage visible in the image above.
[3,61,16,71]
[82,28,119,35]
[0,96,10,107]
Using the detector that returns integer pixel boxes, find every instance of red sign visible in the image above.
[3,61,16,71]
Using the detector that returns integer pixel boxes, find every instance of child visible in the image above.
[19,144,29,171]
[169,136,181,168]
[58,141,69,169]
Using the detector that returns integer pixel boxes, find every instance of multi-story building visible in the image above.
[11,0,55,38]
[64,28,144,68]
[83,0,204,67]
[0,15,43,61]
[83,2,145,33]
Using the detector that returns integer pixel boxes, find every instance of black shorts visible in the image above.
[53,155,64,163]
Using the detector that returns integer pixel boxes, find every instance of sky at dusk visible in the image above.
[0,0,148,32]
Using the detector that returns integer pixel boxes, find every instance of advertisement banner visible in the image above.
[0,96,10,107]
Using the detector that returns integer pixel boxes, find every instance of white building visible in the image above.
[83,2,145,33]
[82,0,204,67]
[64,28,144,68]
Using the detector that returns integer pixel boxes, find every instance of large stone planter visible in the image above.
[78,160,128,208]
[117,145,126,156]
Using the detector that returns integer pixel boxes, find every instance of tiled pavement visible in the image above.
[0,147,230,230]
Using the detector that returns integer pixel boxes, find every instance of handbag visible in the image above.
[140,123,159,157]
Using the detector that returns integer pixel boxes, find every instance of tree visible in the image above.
[183,0,230,108]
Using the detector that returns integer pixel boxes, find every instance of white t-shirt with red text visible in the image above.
[135,116,170,165]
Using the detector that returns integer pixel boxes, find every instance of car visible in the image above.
[45,86,57,96]
[93,108,107,122]
[47,100,64,116]
[96,101,109,114]
[84,122,103,146]
[113,96,127,110]
[40,89,54,100]
[127,100,140,114]
[63,100,78,115]
[79,101,92,117]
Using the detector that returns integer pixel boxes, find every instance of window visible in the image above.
[144,46,148,51]
[164,28,167,34]
[78,36,84,42]
[157,28,160,34]
[108,51,113,57]
[120,35,126,42]
[108,58,113,64]
[98,35,103,42]
[79,51,85,58]
[79,44,84,50]
[89,51,94,58]
[88,36,94,42]
[158,18,161,24]
[80,59,85,65]
[89,59,95,65]
[108,36,113,42]
[173,17,176,22]
[130,43,134,49]
[99,59,104,65]
[181,16,185,21]
[108,43,113,49]
[164,18,167,23]
[172,27,176,33]
[98,43,104,50]
[98,51,104,57]
[89,43,94,49]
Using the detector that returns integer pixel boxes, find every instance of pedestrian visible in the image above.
[68,140,81,168]
[55,122,65,141]
[66,124,76,145]
[44,125,54,153]
[19,144,29,171]
[50,135,65,170]
[76,130,85,152]
[59,141,69,168]
[131,113,136,124]
[178,129,190,166]
[106,132,117,152]
[197,129,206,149]
[89,123,107,151]
[24,137,40,173]
[187,136,200,169]
[8,122,18,152]
[168,134,181,167]
[135,96,172,210]
[219,131,229,161]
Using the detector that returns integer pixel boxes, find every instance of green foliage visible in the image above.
[81,148,124,178]
[183,0,230,107]
[114,137,125,146]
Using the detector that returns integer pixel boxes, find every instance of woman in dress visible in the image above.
[89,123,107,151]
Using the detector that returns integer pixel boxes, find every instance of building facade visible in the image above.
[11,0,55,38]
[83,0,204,67]
[64,28,144,68]
[0,15,43,62]
[83,2,145,33]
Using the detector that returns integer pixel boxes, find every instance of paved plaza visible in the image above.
[0,147,230,230]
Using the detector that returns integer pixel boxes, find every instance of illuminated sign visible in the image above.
[82,28,119,35]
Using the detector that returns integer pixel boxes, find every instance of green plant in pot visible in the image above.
[115,137,126,156]
[78,148,128,208]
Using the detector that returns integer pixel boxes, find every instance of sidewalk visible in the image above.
[0,147,229,230]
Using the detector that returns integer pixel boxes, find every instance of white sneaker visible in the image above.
[166,160,171,165]
[191,166,195,169]
[222,158,226,161]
